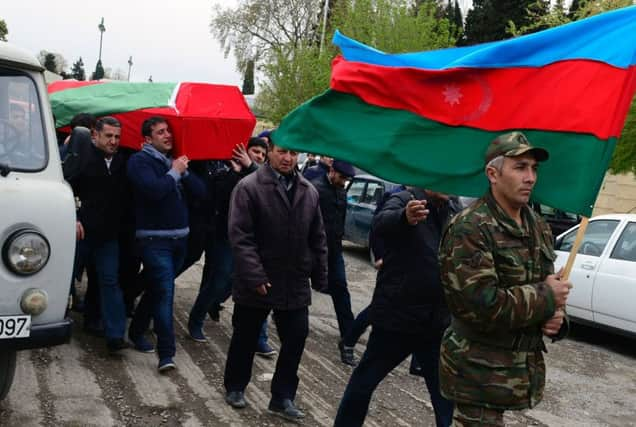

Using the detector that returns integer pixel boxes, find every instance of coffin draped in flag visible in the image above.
[48,80,256,159]
[272,6,636,216]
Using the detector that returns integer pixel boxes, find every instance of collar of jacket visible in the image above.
[483,190,536,239]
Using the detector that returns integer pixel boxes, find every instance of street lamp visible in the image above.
[98,17,106,63]
[127,56,133,81]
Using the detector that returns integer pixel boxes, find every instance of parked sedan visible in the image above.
[554,213,636,337]
[344,174,401,253]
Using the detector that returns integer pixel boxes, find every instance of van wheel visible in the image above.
[0,350,17,401]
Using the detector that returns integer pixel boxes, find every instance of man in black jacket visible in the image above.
[310,160,357,365]
[68,116,130,354]
[334,188,455,427]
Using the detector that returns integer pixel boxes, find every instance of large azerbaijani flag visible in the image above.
[272,6,636,217]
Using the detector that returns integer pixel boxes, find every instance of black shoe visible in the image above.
[338,340,357,366]
[208,305,220,322]
[107,338,130,354]
[225,391,247,409]
[268,398,305,421]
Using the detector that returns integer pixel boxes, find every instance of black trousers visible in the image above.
[224,304,309,401]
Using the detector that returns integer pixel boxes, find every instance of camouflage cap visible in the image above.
[484,132,549,164]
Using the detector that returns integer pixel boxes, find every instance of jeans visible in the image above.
[343,305,370,347]
[129,236,187,359]
[189,237,233,329]
[188,237,270,342]
[334,326,454,427]
[78,238,126,339]
[328,247,354,339]
[224,304,308,401]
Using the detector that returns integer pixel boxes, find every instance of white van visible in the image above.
[0,42,76,399]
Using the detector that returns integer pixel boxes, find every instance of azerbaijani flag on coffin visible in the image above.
[272,6,636,217]
[49,81,256,159]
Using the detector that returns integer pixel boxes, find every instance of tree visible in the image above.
[104,67,127,81]
[210,0,323,74]
[92,60,105,80]
[0,18,8,41]
[37,50,68,74]
[255,0,456,123]
[463,0,550,45]
[611,100,636,174]
[71,57,86,81]
[242,59,255,95]
[43,53,57,73]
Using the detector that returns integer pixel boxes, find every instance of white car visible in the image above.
[554,214,636,337]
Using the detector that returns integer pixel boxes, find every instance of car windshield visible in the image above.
[0,72,47,171]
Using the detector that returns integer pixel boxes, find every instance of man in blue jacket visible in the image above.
[126,116,205,372]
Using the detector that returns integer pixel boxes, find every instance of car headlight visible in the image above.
[3,229,50,276]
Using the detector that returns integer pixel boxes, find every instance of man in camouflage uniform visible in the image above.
[439,131,573,426]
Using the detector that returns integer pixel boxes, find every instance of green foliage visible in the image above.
[71,57,86,81]
[43,53,57,73]
[242,59,255,94]
[508,0,569,36]
[92,60,105,80]
[443,0,464,42]
[610,99,636,174]
[255,0,456,123]
[0,18,8,41]
[463,0,549,45]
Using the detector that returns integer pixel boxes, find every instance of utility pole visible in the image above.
[127,56,133,81]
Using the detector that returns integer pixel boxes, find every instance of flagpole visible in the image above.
[560,217,589,281]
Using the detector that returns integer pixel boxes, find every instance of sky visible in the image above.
[2,0,242,86]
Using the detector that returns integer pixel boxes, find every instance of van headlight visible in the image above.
[3,230,50,276]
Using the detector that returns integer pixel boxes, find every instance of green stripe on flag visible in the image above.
[273,90,615,217]
[50,82,177,127]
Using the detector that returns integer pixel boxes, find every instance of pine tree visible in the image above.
[71,57,86,81]
[568,0,581,17]
[92,60,105,80]
[463,0,550,45]
[453,0,463,29]
[43,53,57,73]
[242,59,255,95]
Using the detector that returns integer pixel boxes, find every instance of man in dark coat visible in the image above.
[334,188,455,427]
[302,155,333,181]
[223,142,328,422]
[310,160,358,365]
[68,116,130,354]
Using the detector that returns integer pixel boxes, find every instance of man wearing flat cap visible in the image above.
[438,131,573,426]
[310,160,358,365]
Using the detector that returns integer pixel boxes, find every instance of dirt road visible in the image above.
[1,243,635,426]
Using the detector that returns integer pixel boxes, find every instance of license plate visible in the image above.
[0,315,31,339]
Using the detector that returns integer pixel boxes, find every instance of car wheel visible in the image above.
[0,350,17,401]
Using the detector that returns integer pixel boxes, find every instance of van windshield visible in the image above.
[0,72,47,172]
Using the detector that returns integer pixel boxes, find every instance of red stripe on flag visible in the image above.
[330,56,636,140]
[47,80,105,94]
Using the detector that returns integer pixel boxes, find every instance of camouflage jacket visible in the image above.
[439,191,561,410]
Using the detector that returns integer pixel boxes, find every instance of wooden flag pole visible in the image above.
[561,217,589,281]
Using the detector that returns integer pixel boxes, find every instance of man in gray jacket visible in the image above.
[223,142,328,422]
